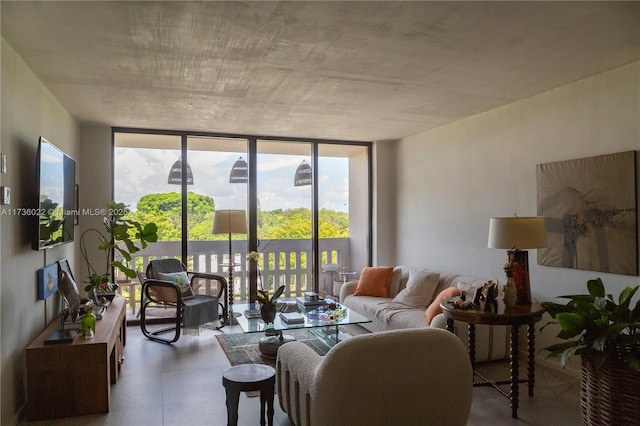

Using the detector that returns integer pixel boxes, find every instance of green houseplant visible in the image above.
[80,201,158,297]
[541,278,640,425]
[255,285,285,324]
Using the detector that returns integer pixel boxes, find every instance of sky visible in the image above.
[114,147,349,213]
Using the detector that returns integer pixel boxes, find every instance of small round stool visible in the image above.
[222,364,276,426]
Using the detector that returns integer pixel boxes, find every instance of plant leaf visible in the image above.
[556,312,585,338]
[587,278,605,297]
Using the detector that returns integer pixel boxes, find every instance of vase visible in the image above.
[260,303,277,324]
[503,277,517,308]
[82,309,96,339]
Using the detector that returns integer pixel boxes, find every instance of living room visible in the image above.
[2,2,640,425]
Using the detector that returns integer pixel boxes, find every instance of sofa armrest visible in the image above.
[339,280,358,302]
[276,342,323,425]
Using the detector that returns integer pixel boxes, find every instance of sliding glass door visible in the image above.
[114,129,370,311]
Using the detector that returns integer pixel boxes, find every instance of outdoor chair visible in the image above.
[140,258,227,344]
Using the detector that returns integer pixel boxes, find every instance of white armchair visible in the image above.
[276,328,473,426]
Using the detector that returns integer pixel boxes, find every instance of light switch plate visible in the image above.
[1,186,10,205]
[1,153,6,174]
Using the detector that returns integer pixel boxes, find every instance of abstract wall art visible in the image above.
[536,151,637,276]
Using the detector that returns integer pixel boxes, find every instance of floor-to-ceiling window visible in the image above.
[113,128,370,311]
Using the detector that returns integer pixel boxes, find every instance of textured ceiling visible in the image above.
[2,1,639,142]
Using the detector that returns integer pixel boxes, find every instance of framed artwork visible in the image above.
[37,263,59,300]
[536,151,637,275]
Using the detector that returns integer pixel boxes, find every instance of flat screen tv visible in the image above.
[32,137,76,250]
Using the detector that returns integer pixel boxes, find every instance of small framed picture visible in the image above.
[38,263,59,300]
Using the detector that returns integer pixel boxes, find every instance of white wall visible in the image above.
[394,61,640,373]
[0,38,80,425]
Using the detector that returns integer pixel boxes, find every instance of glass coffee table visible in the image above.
[234,302,371,356]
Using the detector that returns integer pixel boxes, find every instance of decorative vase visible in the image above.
[260,303,277,324]
[503,277,517,308]
[82,308,96,340]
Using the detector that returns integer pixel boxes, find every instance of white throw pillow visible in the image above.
[392,269,440,308]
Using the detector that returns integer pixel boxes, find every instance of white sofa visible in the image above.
[276,328,473,426]
[340,265,508,362]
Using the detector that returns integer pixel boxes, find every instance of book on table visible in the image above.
[280,312,305,324]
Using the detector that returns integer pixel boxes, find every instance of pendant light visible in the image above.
[294,159,312,186]
[229,156,248,183]
[167,157,194,185]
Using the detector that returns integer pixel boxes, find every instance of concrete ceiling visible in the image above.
[2,1,640,142]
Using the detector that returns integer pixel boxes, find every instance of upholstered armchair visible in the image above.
[276,328,473,426]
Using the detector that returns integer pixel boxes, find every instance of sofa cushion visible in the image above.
[392,269,440,308]
[387,266,405,298]
[425,287,462,325]
[354,267,394,297]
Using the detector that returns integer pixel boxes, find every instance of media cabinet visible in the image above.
[25,296,126,420]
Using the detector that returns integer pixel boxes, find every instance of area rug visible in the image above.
[216,328,330,368]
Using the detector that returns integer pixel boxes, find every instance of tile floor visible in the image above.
[21,325,582,426]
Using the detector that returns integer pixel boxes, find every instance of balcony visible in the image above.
[115,238,351,318]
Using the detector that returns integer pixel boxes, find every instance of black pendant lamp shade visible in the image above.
[168,157,194,185]
[294,160,312,186]
[229,156,248,183]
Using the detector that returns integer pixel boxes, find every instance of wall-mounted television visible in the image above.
[32,137,76,250]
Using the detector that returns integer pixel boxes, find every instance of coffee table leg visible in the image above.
[468,323,476,367]
[259,390,266,426]
[528,322,536,397]
[225,389,240,426]
[510,324,520,419]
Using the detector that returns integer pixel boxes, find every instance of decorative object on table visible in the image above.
[44,267,81,345]
[279,312,305,324]
[488,216,548,305]
[80,201,158,300]
[483,280,498,313]
[213,209,248,325]
[37,262,59,300]
[255,285,285,324]
[503,262,517,308]
[82,302,96,339]
[537,151,637,276]
[541,278,640,425]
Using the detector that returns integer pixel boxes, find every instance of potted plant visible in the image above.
[255,285,285,324]
[80,201,158,300]
[541,277,640,425]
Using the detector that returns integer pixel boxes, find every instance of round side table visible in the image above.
[440,299,545,419]
[222,364,276,426]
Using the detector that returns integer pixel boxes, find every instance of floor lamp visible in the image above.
[213,209,247,325]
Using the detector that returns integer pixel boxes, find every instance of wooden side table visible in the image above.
[222,364,276,426]
[440,299,545,419]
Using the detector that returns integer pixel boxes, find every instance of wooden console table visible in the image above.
[440,299,544,419]
[26,296,126,420]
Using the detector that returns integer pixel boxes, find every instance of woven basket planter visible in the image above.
[581,355,640,425]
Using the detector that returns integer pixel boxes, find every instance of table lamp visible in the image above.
[213,209,248,324]
[488,216,548,306]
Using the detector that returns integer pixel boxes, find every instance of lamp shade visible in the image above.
[168,158,194,185]
[212,210,248,235]
[229,156,248,183]
[488,217,548,249]
[294,160,312,186]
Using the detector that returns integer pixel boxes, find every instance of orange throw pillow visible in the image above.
[353,267,394,297]
[425,287,462,325]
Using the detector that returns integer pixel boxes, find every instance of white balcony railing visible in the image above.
[115,238,351,317]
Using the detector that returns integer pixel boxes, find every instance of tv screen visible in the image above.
[32,137,76,250]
